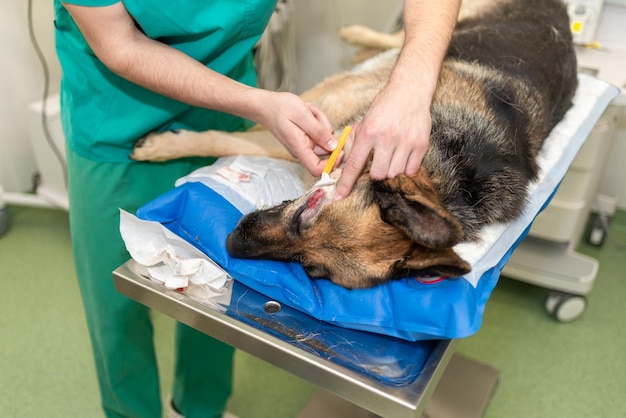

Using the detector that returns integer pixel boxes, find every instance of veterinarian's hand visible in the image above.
[333,0,459,201]
[334,83,431,200]
[62,3,336,176]
[257,91,337,175]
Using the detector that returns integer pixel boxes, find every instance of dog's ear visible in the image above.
[373,171,464,249]
[395,246,472,278]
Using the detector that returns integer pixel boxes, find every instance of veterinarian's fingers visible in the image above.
[367,141,397,180]
[384,149,411,179]
[307,103,335,143]
[283,126,328,174]
[294,122,336,175]
[403,151,424,176]
[364,128,400,180]
[384,142,425,178]
[313,144,328,155]
[297,147,327,175]
[334,143,372,201]
[291,103,336,155]
[295,121,336,159]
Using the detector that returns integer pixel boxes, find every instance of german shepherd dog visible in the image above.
[132,0,578,289]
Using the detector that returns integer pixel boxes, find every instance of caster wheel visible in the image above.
[586,213,609,247]
[545,292,587,322]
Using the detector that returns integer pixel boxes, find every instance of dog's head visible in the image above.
[226,169,471,289]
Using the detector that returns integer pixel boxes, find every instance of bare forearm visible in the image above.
[392,0,461,97]
[334,0,461,199]
[106,34,267,121]
[63,2,268,125]
[104,35,335,169]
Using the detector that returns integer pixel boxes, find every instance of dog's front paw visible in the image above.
[338,25,373,47]
[130,130,184,162]
[338,25,404,52]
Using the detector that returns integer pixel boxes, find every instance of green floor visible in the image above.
[1,204,625,418]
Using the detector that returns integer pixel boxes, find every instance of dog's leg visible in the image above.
[131,41,398,163]
[130,129,294,162]
[300,53,397,128]
[338,25,404,50]
[457,0,498,21]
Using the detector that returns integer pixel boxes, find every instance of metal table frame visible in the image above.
[114,259,459,418]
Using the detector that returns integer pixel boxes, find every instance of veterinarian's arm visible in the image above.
[335,0,461,200]
[62,2,336,175]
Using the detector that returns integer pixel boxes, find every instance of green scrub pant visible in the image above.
[67,148,233,418]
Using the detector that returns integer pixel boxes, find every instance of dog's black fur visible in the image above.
[132,0,579,289]
[422,0,578,241]
[224,0,578,289]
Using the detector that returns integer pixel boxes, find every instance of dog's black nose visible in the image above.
[225,231,246,257]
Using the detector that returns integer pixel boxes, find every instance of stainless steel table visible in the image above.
[114,259,498,418]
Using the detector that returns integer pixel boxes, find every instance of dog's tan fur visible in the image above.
[131,0,578,289]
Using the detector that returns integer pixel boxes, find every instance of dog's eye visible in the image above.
[287,205,307,237]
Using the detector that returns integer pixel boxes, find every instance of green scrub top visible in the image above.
[54,0,278,163]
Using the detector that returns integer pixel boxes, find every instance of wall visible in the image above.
[292,1,626,210]
[5,1,624,208]
[0,0,60,192]
[592,5,626,210]
[0,1,400,192]
[599,113,626,210]
[293,0,402,93]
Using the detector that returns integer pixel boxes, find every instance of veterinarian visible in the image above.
[54,1,460,417]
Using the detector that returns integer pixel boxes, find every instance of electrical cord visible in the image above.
[27,0,68,188]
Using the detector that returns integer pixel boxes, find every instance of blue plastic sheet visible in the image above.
[137,182,523,341]
[136,74,618,342]
[224,279,438,385]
